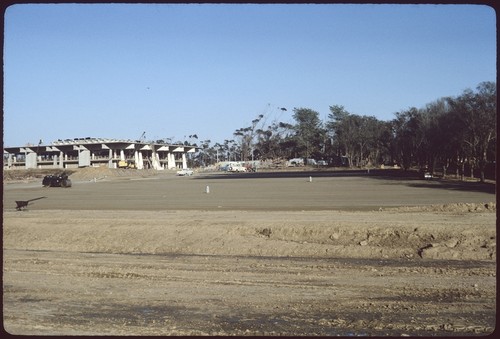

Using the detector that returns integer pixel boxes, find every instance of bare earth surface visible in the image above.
[2,168,497,336]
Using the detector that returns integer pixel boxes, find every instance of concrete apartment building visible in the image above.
[3,137,198,170]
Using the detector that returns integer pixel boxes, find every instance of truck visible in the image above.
[219,162,247,172]
[228,164,247,172]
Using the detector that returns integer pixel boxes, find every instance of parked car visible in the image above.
[419,168,433,180]
[176,168,194,176]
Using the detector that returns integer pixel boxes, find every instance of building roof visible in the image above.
[4,137,199,154]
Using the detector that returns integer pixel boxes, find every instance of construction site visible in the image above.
[3,167,496,336]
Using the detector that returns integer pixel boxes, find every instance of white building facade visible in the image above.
[3,137,198,170]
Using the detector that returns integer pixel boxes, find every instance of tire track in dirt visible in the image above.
[3,248,495,336]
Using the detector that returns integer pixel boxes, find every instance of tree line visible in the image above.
[185,81,496,182]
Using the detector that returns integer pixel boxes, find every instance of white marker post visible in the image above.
[206,185,210,194]
[309,176,312,182]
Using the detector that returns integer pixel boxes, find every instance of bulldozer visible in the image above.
[118,160,136,169]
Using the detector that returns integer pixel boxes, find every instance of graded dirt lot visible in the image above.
[2,168,497,336]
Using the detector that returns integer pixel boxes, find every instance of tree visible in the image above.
[391,107,427,170]
[196,139,211,167]
[188,81,495,179]
[233,114,264,161]
[473,81,496,182]
[374,121,394,166]
[446,82,496,182]
[292,108,325,161]
[326,106,388,167]
[222,139,238,161]
[423,98,457,177]
[357,115,388,167]
[254,121,294,160]
[327,105,354,166]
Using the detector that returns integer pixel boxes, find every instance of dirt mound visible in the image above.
[383,202,496,213]
[3,167,172,184]
[3,209,495,261]
[68,167,177,181]
[3,169,76,182]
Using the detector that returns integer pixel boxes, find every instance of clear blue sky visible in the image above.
[3,3,496,147]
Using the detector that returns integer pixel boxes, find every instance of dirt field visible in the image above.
[2,168,497,336]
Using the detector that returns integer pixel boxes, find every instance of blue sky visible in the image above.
[3,3,496,147]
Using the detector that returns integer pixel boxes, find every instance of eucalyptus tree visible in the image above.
[327,105,389,167]
[446,81,496,182]
[210,142,224,163]
[255,121,295,160]
[233,114,264,161]
[375,120,396,166]
[471,81,496,182]
[326,105,355,167]
[254,126,273,159]
[349,115,387,167]
[388,81,496,180]
[391,107,422,170]
[423,99,456,176]
[223,139,239,161]
[359,115,391,167]
[195,139,212,166]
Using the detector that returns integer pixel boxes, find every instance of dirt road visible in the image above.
[2,168,497,335]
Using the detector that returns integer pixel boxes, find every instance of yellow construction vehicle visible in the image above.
[118,160,136,169]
